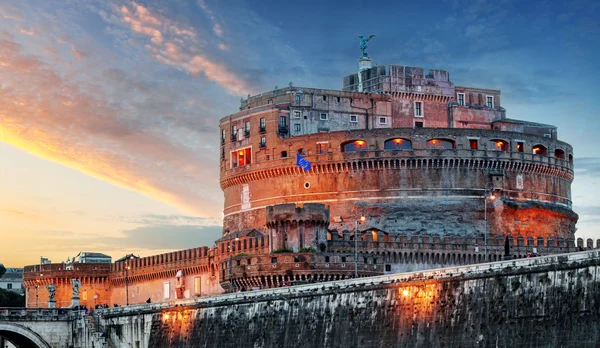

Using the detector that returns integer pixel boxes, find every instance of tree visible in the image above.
[0,288,25,307]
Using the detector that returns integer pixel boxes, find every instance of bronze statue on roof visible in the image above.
[356,33,376,58]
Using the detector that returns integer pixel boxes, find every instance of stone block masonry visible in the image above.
[97,250,600,348]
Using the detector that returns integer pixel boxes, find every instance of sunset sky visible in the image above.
[1,0,599,267]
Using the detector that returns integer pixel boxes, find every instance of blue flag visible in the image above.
[296,153,312,171]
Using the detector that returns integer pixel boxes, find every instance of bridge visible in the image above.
[2,250,599,347]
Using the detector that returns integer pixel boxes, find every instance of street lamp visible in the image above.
[125,255,134,306]
[229,236,240,292]
[484,188,496,262]
[35,279,40,308]
[355,216,365,278]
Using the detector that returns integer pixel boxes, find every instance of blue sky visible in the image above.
[1,0,599,266]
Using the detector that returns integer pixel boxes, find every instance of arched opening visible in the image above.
[426,139,455,149]
[554,148,565,159]
[341,140,368,152]
[488,139,508,151]
[384,138,412,150]
[568,154,573,164]
[0,324,51,348]
[532,144,547,156]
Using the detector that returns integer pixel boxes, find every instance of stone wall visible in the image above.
[96,250,600,348]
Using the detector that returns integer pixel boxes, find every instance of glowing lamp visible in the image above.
[490,194,496,200]
[432,140,437,144]
[238,151,244,156]
[360,216,366,222]
[394,139,402,143]
[163,313,170,320]
[402,289,409,297]
[356,140,365,146]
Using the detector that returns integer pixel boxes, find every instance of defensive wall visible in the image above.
[90,250,600,348]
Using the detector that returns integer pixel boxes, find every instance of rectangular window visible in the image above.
[294,124,301,132]
[271,257,277,264]
[486,96,494,108]
[244,121,250,136]
[268,99,273,104]
[350,115,358,123]
[293,111,301,118]
[379,117,387,125]
[457,93,465,106]
[322,95,327,101]
[231,147,252,168]
[414,101,423,117]
[194,277,201,295]
[317,143,328,154]
[320,113,328,120]
[221,148,225,159]
[221,129,225,143]
[414,121,423,128]
[469,139,478,150]
[163,281,170,299]
[7,283,12,290]
[231,125,237,140]
[517,142,524,153]
[260,137,266,148]
[295,95,301,102]
[336,97,341,103]
[259,117,266,132]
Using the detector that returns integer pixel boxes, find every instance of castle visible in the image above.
[23,51,595,309]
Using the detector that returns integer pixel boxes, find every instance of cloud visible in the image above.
[574,157,600,177]
[197,0,224,37]
[71,45,86,59]
[106,1,253,95]
[19,27,35,36]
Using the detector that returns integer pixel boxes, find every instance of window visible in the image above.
[268,99,273,104]
[384,138,412,150]
[7,283,12,290]
[244,121,250,136]
[320,113,328,120]
[317,143,328,154]
[231,125,237,140]
[260,137,266,148]
[295,95,301,102]
[259,117,266,132]
[279,116,287,127]
[379,117,387,125]
[414,101,423,117]
[294,124,301,132]
[293,111,301,118]
[544,134,552,138]
[231,147,252,167]
[221,129,225,143]
[221,148,225,159]
[336,97,340,103]
[350,115,358,123]
[271,257,277,264]
[297,148,305,155]
[325,256,330,263]
[486,96,494,108]
[414,121,423,128]
[489,140,508,151]
[532,145,548,156]
[457,93,465,106]
[517,142,524,153]
[163,281,170,299]
[555,149,565,159]
[426,139,455,149]
[469,139,478,150]
[194,277,201,295]
[342,140,368,152]
[281,151,288,158]
[385,264,391,272]
[341,256,347,262]
[322,95,327,101]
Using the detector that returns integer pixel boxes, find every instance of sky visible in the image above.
[1,0,599,267]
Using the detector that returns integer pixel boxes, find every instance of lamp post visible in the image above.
[35,279,39,308]
[125,255,134,306]
[484,188,496,262]
[354,216,365,278]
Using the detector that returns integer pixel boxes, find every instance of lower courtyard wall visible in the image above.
[97,250,600,348]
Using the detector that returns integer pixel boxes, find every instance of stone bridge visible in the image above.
[2,250,599,347]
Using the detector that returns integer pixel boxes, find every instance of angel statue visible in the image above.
[46,283,56,301]
[71,278,81,298]
[356,33,376,58]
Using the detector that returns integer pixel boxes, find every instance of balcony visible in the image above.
[278,124,288,136]
[259,126,266,133]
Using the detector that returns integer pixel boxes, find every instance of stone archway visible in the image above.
[0,323,51,348]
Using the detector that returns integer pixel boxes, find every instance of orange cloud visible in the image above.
[116,1,252,95]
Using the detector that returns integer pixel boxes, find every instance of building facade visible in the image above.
[22,57,597,308]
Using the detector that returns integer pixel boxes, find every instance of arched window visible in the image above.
[426,139,455,149]
[384,138,412,150]
[281,151,288,158]
[568,154,573,164]
[532,144,548,156]
[342,140,368,152]
[488,139,508,151]
[554,149,565,159]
